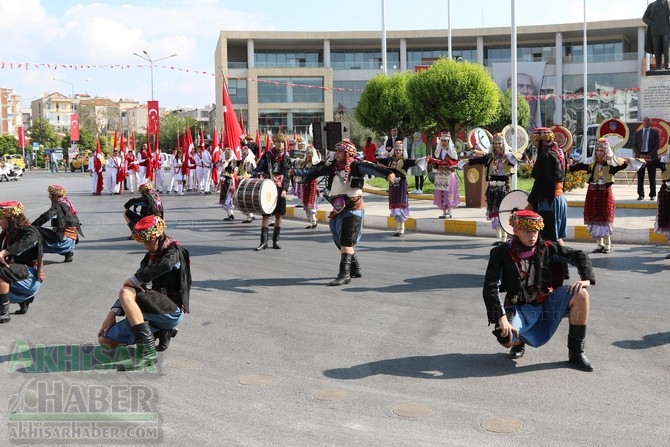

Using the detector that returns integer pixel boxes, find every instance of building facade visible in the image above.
[31,92,78,134]
[0,88,24,138]
[215,18,645,140]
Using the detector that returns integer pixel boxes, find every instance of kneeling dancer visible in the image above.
[482,210,596,371]
[98,215,191,370]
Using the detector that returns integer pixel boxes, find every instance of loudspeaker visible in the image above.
[325,122,350,150]
[311,121,325,149]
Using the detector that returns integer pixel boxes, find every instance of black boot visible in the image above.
[15,297,34,315]
[118,322,157,371]
[350,254,362,278]
[272,227,281,249]
[509,342,525,359]
[63,252,74,263]
[563,262,570,280]
[329,253,352,286]
[155,327,179,352]
[255,227,269,251]
[567,324,594,372]
[0,293,10,323]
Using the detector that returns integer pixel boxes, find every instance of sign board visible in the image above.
[32,142,39,151]
[640,75,670,121]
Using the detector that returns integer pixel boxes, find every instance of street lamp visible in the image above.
[132,50,177,100]
[52,77,75,111]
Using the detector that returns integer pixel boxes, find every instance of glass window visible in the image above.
[258,77,323,103]
[333,81,366,116]
[228,79,247,104]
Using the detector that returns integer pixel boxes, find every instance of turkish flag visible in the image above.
[70,114,80,141]
[222,80,243,160]
[147,101,160,135]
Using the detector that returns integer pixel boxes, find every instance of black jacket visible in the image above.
[252,151,292,192]
[124,191,164,218]
[295,160,399,190]
[32,198,83,239]
[632,127,660,160]
[482,239,596,324]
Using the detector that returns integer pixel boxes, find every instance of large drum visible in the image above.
[235,178,278,215]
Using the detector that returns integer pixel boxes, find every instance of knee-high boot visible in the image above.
[118,322,157,371]
[567,324,594,372]
[329,253,352,286]
[272,226,281,249]
[255,227,269,251]
[350,253,362,278]
[155,327,179,352]
[0,293,10,323]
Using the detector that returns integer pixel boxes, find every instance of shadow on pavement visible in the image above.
[612,331,670,350]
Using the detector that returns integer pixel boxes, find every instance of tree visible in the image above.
[157,112,198,153]
[29,118,60,149]
[355,72,413,137]
[0,135,19,155]
[485,89,531,133]
[406,58,500,136]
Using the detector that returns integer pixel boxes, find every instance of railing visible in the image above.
[484,52,638,66]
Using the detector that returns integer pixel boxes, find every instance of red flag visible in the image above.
[117,132,126,184]
[255,128,260,151]
[222,78,244,160]
[265,131,272,156]
[17,126,25,148]
[211,128,220,186]
[112,129,118,150]
[70,114,80,141]
[94,135,103,195]
[131,131,136,151]
[147,101,160,134]
[146,135,154,182]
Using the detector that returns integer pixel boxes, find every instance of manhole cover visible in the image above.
[481,416,524,433]
[238,374,273,386]
[392,403,433,418]
[312,388,349,402]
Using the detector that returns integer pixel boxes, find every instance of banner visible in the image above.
[69,114,80,141]
[492,61,546,132]
[17,126,25,148]
[147,101,160,135]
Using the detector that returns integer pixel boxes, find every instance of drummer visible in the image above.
[251,134,293,250]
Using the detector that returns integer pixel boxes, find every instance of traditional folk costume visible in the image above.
[138,145,151,184]
[123,182,164,236]
[569,138,629,254]
[251,134,293,250]
[294,139,398,286]
[380,140,421,237]
[528,128,568,243]
[650,152,670,253]
[429,131,460,218]
[467,133,517,245]
[187,150,197,191]
[294,146,321,229]
[219,149,238,221]
[99,215,191,370]
[170,150,186,196]
[0,202,44,320]
[126,150,140,193]
[483,210,595,371]
[409,132,427,193]
[32,185,83,263]
[238,146,257,224]
[105,151,123,195]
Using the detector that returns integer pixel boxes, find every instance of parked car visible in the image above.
[2,154,26,169]
[70,151,106,172]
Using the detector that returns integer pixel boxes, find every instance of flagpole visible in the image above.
[381,0,387,75]
[582,0,588,163]
[511,0,518,190]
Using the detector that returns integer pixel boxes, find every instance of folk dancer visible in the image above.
[170,149,186,196]
[465,133,518,245]
[238,146,257,224]
[137,143,151,184]
[219,148,238,221]
[483,210,595,371]
[187,148,197,191]
[123,181,164,237]
[293,140,398,286]
[251,134,292,251]
[379,140,423,237]
[429,131,460,219]
[649,151,670,256]
[0,201,45,320]
[409,132,427,193]
[32,185,83,263]
[98,215,191,370]
[153,150,164,193]
[105,149,122,195]
[294,145,322,229]
[126,148,140,193]
[568,138,631,254]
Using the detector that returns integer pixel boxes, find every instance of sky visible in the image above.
[0,0,649,110]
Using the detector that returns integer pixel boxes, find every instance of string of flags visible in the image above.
[0,60,643,99]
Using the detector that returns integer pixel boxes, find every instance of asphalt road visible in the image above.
[0,171,668,446]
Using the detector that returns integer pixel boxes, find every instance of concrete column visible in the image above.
[400,38,407,71]
[247,39,254,69]
[477,36,484,66]
[324,39,331,68]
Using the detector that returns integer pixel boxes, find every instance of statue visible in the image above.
[643,0,670,70]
